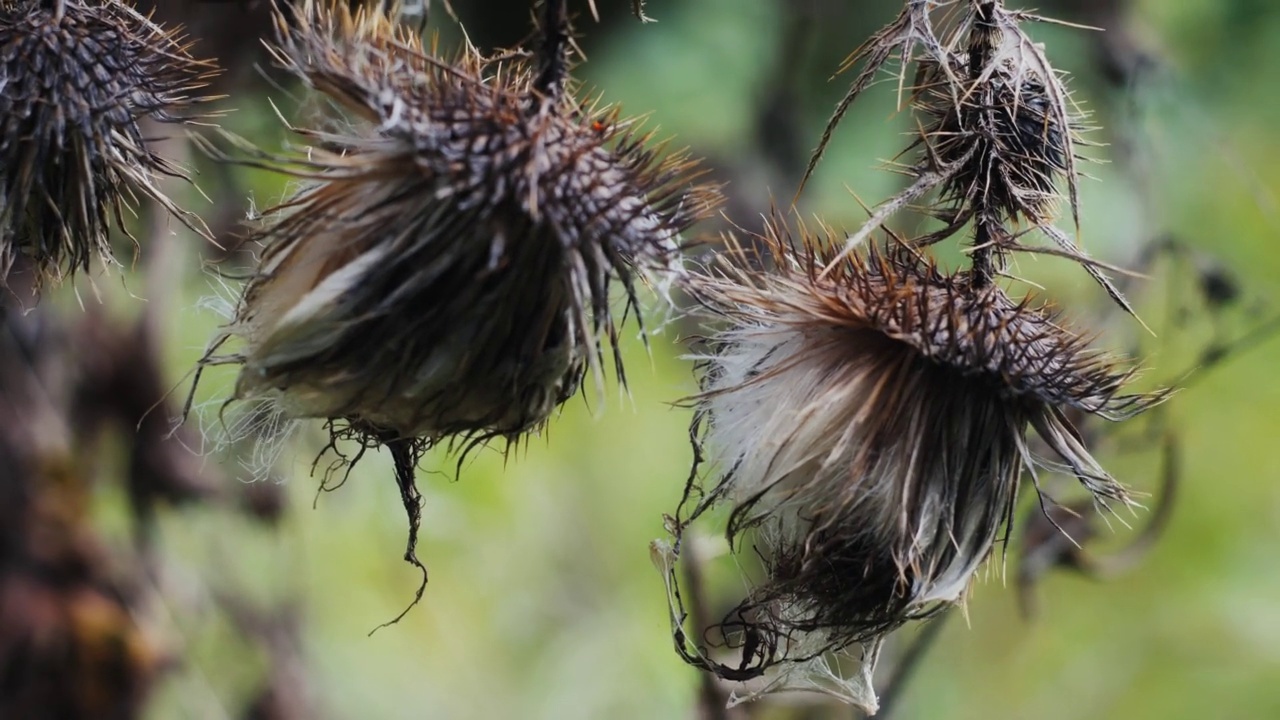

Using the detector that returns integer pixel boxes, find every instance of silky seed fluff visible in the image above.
[665,215,1167,708]
[0,0,217,288]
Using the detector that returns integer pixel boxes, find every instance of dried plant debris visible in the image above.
[194,0,716,618]
[0,547,162,720]
[659,215,1168,711]
[800,1,1136,315]
[0,302,163,720]
[0,0,218,290]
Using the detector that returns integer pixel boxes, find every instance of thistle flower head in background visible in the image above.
[801,0,1134,314]
[661,215,1168,710]
[0,0,217,290]
[914,49,1080,229]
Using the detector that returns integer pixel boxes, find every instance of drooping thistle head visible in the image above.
[662,215,1167,709]
[654,0,1175,711]
[193,1,716,622]
[0,0,217,289]
[202,0,715,453]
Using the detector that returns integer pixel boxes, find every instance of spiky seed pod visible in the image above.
[902,0,1086,236]
[205,0,713,449]
[0,0,217,289]
[663,216,1167,708]
[916,53,1077,227]
[802,1,1135,313]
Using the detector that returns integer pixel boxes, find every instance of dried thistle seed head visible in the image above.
[916,53,1079,226]
[204,0,715,447]
[194,0,716,627]
[665,215,1166,703]
[811,0,1086,221]
[806,1,1137,316]
[0,0,217,289]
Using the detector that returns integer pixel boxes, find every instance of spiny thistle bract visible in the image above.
[195,0,716,619]
[660,216,1167,711]
[0,0,217,289]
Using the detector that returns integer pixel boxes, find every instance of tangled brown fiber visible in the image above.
[659,214,1169,710]
[0,0,218,290]
[194,0,716,623]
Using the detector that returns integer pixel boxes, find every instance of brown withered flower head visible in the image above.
[801,1,1133,313]
[660,216,1167,711]
[0,0,217,289]
[195,0,714,617]
[914,54,1077,229]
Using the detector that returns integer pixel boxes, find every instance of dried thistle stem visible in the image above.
[682,543,730,720]
[865,612,951,720]
[535,0,571,98]
[967,1,999,286]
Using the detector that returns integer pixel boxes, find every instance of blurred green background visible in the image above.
[56,0,1280,718]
